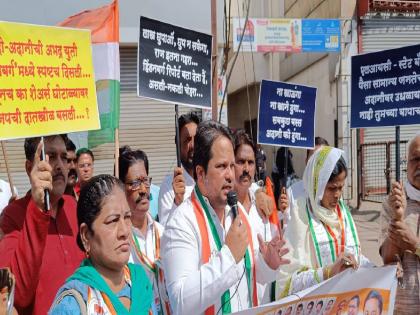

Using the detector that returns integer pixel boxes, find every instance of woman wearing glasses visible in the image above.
[119,146,171,315]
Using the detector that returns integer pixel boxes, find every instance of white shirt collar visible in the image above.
[132,213,154,238]
[200,194,233,228]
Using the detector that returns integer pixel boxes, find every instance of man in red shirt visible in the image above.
[0,135,84,315]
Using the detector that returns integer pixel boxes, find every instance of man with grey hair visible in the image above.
[380,133,420,314]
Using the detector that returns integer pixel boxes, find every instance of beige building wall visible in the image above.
[227,0,358,202]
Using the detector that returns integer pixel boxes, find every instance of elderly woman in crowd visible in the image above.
[277,147,373,296]
[49,174,152,314]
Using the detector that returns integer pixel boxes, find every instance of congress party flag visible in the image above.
[59,0,120,148]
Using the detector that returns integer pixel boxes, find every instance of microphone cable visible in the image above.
[216,266,246,315]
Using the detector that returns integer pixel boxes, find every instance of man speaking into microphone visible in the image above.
[162,121,290,314]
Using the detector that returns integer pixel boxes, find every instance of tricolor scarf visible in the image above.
[191,186,258,314]
[276,147,361,297]
[131,219,171,315]
[67,259,152,315]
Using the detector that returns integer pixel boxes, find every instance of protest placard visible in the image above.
[234,266,397,315]
[0,21,99,140]
[138,16,212,108]
[351,43,420,128]
[258,79,316,149]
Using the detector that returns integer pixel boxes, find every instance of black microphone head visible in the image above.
[227,191,238,207]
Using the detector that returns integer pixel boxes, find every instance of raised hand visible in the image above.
[258,222,290,270]
[255,189,274,219]
[172,167,186,206]
[388,181,406,221]
[30,141,52,211]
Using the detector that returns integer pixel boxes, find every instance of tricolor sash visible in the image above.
[86,267,148,315]
[191,186,258,314]
[306,199,360,268]
[131,223,171,315]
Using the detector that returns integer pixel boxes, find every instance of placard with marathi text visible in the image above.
[0,21,99,140]
[138,16,212,108]
[258,79,316,149]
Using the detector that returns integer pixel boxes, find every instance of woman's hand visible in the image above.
[325,252,358,279]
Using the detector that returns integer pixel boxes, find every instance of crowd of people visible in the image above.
[0,112,418,314]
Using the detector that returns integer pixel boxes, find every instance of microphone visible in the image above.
[227,191,238,219]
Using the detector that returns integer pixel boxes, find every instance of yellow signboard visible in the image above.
[0,21,100,140]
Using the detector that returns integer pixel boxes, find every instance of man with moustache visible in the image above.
[158,112,200,226]
[380,134,420,314]
[64,138,78,200]
[119,146,170,315]
[162,121,290,314]
[233,129,288,304]
[0,135,84,315]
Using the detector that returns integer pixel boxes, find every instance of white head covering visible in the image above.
[303,146,345,230]
[276,147,347,296]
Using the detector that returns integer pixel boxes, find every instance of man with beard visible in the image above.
[119,146,170,314]
[64,138,78,200]
[158,112,199,226]
[380,134,420,313]
[0,135,84,315]
[162,121,290,314]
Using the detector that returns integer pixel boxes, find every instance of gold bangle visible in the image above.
[324,266,331,280]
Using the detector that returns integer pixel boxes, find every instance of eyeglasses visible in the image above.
[125,177,152,191]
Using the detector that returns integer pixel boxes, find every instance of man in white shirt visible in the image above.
[162,121,290,314]
[158,112,200,226]
[119,146,170,314]
[233,129,279,304]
